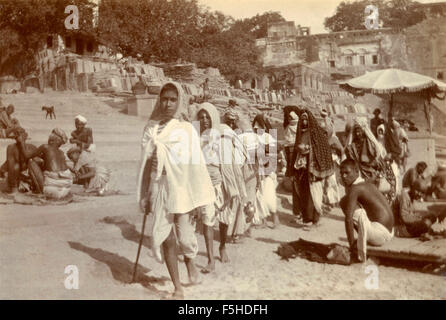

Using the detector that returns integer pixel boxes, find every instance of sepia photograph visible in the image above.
[0,0,445,302]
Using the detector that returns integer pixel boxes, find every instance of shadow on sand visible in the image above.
[67,241,169,296]
[101,216,152,249]
[255,237,284,245]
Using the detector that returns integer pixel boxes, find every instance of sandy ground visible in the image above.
[0,91,445,300]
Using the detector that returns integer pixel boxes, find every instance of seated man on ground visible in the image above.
[0,127,39,192]
[70,115,94,152]
[403,162,428,190]
[398,177,446,238]
[0,104,20,139]
[67,146,111,195]
[340,159,395,262]
[17,128,73,199]
[431,162,446,200]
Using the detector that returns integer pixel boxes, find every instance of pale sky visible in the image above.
[199,0,445,34]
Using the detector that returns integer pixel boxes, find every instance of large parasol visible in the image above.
[340,68,446,134]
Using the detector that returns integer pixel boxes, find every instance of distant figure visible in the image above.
[0,104,20,139]
[227,99,237,109]
[42,106,56,119]
[384,110,403,168]
[402,162,428,190]
[17,128,73,199]
[70,115,94,152]
[431,163,446,200]
[370,108,385,138]
[202,78,210,101]
[339,159,394,262]
[376,124,386,149]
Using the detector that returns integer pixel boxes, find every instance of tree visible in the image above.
[0,0,97,78]
[324,0,426,32]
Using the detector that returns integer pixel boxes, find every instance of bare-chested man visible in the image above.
[340,159,394,262]
[0,104,20,138]
[0,127,38,192]
[70,115,94,151]
[17,128,73,199]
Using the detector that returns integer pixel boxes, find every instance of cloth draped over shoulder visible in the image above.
[195,102,223,186]
[219,123,248,199]
[346,117,387,160]
[136,81,215,214]
[292,109,334,179]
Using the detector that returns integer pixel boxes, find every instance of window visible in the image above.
[86,42,93,52]
[346,56,353,66]
[65,36,71,48]
[47,36,53,48]
[437,71,444,80]
[360,56,365,65]
[372,55,378,64]
[329,60,335,68]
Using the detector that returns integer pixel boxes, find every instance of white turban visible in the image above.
[75,115,87,124]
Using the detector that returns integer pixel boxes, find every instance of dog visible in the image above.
[42,106,56,119]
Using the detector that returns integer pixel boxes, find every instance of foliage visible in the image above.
[324,0,426,32]
[0,0,97,79]
[0,0,285,82]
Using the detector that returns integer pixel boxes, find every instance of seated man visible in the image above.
[340,159,395,262]
[0,104,20,138]
[403,162,428,190]
[70,115,94,151]
[431,163,446,200]
[67,146,111,195]
[0,127,38,192]
[17,128,73,199]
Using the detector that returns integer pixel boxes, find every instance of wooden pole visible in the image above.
[131,211,148,283]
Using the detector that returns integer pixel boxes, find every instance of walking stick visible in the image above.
[131,204,149,283]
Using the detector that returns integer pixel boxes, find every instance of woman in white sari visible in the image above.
[137,82,215,299]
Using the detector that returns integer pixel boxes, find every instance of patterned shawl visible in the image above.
[293,109,333,179]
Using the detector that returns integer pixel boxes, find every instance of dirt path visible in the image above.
[0,92,445,300]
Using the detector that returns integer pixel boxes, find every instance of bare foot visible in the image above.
[163,289,184,300]
[219,246,230,263]
[201,261,215,274]
[272,214,280,229]
[187,264,202,285]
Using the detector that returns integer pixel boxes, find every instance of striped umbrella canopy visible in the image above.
[340,68,446,95]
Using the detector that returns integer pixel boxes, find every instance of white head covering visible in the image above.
[377,123,385,134]
[75,115,87,124]
[348,117,387,159]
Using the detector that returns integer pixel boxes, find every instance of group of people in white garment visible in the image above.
[137,82,279,299]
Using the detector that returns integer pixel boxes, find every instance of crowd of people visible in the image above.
[136,81,446,299]
[0,105,111,198]
[1,80,445,299]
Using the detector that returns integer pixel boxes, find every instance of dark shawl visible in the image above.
[252,114,272,132]
[292,109,334,179]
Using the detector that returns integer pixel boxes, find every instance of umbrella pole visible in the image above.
[389,93,393,116]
